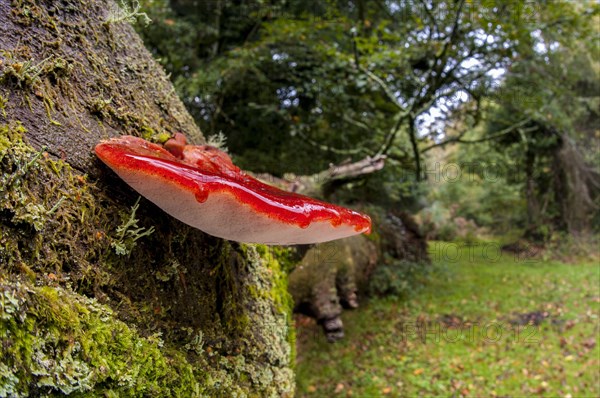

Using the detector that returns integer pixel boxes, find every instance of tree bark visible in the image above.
[0,0,294,396]
[524,148,540,231]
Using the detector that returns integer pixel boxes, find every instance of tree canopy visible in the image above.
[137,0,599,234]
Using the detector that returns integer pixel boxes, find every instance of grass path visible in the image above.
[295,241,599,397]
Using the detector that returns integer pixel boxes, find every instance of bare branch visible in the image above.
[359,65,406,111]
[376,111,409,156]
[297,130,370,156]
[421,118,534,153]
[435,0,465,68]
[323,154,387,181]
[358,64,414,157]
[407,116,421,180]
[342,114,371,132]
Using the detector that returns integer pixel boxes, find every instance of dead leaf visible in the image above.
[582,338,596,349]
[559,337,568,348]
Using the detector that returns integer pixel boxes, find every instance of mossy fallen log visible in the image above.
[288,211,430,342]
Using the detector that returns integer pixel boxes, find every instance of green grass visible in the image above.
[295,241,599,397]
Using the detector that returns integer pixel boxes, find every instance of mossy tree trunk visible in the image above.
[0,0,294,396]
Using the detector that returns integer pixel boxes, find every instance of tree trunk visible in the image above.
[524,148,540,231]
[0,1,294,396]
[553,133,600,234]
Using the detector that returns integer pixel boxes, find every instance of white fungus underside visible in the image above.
[115,169,363,245]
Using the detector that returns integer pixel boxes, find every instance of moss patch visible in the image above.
[0,121,113,293]
[0,277,203,396]
[254,244,296,363]
[0,122,295,396]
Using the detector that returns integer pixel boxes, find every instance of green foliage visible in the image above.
[368,257,430,298]
[134,0,599,232]
[134,0,599,220]
[420,134,530,237]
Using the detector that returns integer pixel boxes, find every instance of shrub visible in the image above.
[368,256,431,298]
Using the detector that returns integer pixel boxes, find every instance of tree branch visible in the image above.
[321,154,387,181]
[376,111,409,156]
[359,65,406,111]
[421,118,535,153]
[407,115,421,180]
[297,130,369,156]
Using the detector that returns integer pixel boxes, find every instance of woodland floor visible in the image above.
[295,241,600,397]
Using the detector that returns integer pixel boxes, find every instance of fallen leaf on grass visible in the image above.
[560,336,568,348]
[582,338,596,349]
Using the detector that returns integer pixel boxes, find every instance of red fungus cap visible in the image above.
[95,135,371,245]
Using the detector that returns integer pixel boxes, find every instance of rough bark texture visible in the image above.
[0,0,294,396]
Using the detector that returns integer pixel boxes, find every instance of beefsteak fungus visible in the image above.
[95,135,371,245]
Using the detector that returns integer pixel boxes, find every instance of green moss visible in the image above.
[0,121,27,160]
[154,131,172,144]
[0,57,46,89]
[253,244,296,364]
[0,123,296,396]
[0,122,113,287]
[0,277,204,396]
[10,0,59,30]
[139,125,155,140]
[0,93,8,118]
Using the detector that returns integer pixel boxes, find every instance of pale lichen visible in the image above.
[111,196,156,256]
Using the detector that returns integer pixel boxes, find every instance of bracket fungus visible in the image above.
[95,134,371,245]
